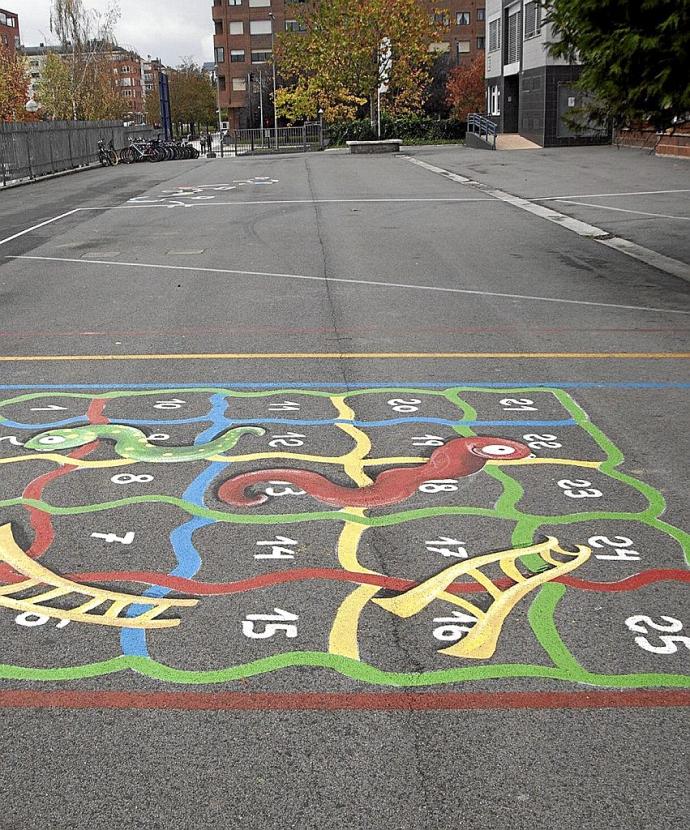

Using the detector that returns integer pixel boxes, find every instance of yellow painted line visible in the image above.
[496,458,603,469]
[0,454,134,469]
[1,352,689,362]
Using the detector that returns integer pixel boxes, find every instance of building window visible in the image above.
[456,12,470,26]
[285,19,306,32]
[506,8,521,65]
[228,0,242,5]
[249,20,272,35]
[488,19,500,52]
[476,36,485,50]
[218,75,226,91]
[249,0,271,6]
[215,20,223,35]
[229,21,244,35]
[477,9,485,22]
[524,1,542,39]
[457,40,471,55]
[214,46,225,63]
[232,77,247,91]
[251,50,272,63]
[230,50,245,62]
[488,85,500,115]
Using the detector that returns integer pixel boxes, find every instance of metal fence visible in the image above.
[466,113,498,150]
[230,123,325,156]
[0,120,155,186]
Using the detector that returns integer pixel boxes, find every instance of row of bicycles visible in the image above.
[97,137,200,167]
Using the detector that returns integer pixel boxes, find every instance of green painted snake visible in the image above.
[24,424,265,462]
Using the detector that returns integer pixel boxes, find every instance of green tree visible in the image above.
[168,60,216,136]
[48,0,123,120]
[0,44,30,121]
[275,0,446,123]
[546,0,690,130]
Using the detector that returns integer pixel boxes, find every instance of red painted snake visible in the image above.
[218,436,532,509]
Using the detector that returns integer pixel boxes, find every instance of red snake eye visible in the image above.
[480,444,519,457]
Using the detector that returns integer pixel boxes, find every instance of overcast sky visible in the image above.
[14,0,213,67]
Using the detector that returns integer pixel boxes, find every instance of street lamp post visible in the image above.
[269,12,279,150]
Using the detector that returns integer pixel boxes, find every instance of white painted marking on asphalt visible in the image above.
[536,188,690,201]
[597,238,690,282]
[402,157,690,282]
[553,200,690,222]
[0,209,81,247]
[9,255,690,316]
[96,197,500,208]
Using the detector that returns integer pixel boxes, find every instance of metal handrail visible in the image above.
[466,113,497,150]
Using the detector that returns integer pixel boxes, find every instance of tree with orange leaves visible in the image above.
[0,43,30,121]
[446,52,485,121]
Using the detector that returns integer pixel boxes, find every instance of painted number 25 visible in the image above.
[625,615,690,655]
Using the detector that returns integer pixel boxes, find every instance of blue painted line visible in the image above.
[0,416,580,430]
[120,394,229,659]
[1,382,690,391]
[0,416,86,430]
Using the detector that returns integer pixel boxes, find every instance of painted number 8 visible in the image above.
[111,473,154,485]
[387,398,421,413]
[419,479,459,493]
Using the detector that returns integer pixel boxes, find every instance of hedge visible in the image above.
[327,115,466,145]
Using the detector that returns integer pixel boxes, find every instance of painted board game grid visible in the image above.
[0,384,688,694]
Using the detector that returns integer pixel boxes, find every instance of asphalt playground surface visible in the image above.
[0,144,688,829]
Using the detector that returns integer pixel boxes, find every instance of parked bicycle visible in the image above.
[119,136,200,164]
[97,138,118,167]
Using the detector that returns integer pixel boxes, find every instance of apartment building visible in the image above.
[485,0,608,146]
[212,1,486,129]
[23,44,151,122]
[0,8,20,55]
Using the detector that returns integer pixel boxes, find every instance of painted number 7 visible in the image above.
[241,608,298,640]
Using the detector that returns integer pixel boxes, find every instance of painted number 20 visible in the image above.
[625,615,690,655]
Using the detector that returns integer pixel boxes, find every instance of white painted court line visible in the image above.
[0,209,81,247]
[536,188,690,201]
[553,200,690,222]
[402,156,690,282]
[9,255,690,316]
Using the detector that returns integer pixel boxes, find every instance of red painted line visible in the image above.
[0,400,108,585]
[0,689,688,712]
[0,326,686,338]
[69,567,690,597]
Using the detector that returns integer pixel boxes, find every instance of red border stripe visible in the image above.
[0,690,688,712]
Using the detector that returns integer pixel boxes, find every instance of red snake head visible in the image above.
[465,437,532,461]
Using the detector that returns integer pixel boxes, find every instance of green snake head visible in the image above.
[25,428,97,452]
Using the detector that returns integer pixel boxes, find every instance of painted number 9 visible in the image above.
[557,479,602,499]
[625,615,690,655]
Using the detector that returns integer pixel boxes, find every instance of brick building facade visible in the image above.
[212,0,486,129]
[0,8,20,56]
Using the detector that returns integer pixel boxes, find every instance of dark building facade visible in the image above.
[485,0,608,146]
[0,8,20,55]
[212,1,487,129]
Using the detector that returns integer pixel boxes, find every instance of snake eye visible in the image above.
[481,444,518,457]
[38,435,66,446]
